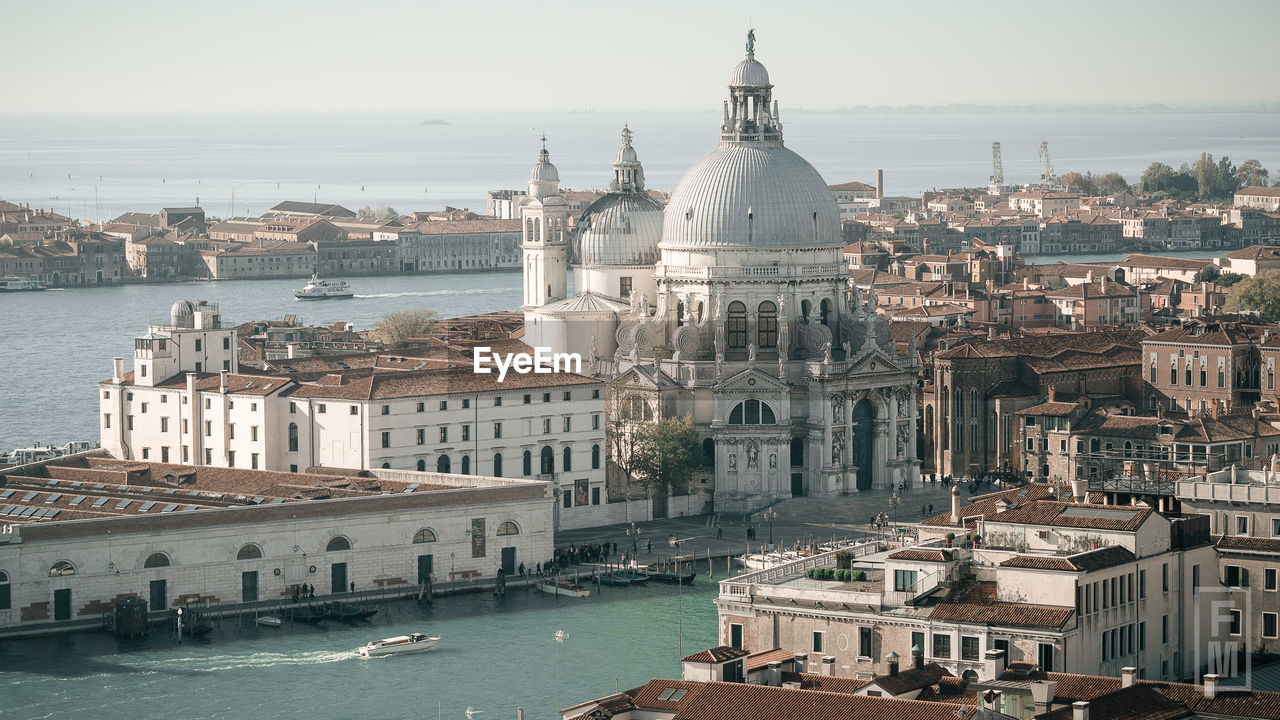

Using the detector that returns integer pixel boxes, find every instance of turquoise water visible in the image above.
[0,578,719,720]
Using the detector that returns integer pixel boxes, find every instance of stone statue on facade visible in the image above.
[746,28,756,54]
[821,341,832,364]
[841,341,851,359]
[728,453,737,470]
[769,452,777,469]
[896,424,907,458]
[639,293,650,316]
[830,393,844,420]
[747,442,758,469]
[747,343,758,362]
[831,430,845,465]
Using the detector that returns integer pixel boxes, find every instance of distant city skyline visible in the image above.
[7,0,1279,114]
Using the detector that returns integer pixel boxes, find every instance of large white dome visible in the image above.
[659,143,842,250]
[574,193,664,266]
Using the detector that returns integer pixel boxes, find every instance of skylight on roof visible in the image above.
[138,501,156,512]
[20,492,38,502]
[91,497,109,507]
[656,688,688,701]
[69,496,86,505]
[45,493,62,504]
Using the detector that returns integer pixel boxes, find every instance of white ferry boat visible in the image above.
[0,277,47,292]
[293,275,353,300]
[356,633,440,657]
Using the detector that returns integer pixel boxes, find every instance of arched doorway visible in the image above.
[851,399,875,491]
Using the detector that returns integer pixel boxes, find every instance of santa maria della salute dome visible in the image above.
[520,33,920,513]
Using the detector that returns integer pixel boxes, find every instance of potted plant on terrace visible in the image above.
[945,532,955,547]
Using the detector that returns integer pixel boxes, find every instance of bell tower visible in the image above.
[521,137,569,310]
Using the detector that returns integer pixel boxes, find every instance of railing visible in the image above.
[659,263,849,281]
[719,539,889,600]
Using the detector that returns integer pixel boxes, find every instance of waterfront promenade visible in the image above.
[557,479,965,570]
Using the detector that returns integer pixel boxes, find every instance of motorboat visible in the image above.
[256,615,282,628]
[285,605,328,624]
[293,275,353,300]
[356,632,439,658]
[615,570,649,584]
[538,580,590,598]
[0,277,46,292]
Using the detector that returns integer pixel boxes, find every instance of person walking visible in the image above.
[716,525,723,540]
[350,581,355,593]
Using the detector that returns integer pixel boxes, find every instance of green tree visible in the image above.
[1224,270,1280,318]
[369,308,439,348]
[630,415,701,495]
[1140,162,1175,193]
[1216,272,1245,287]
[1097,172,1129,195]
[357,204,400,222]
[1059,171,1096,195]
[1193,265,1221,284]
[1195,152,1216,201]
[1235,159,1270,189]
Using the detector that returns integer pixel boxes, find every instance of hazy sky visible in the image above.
[6,0,1278,114]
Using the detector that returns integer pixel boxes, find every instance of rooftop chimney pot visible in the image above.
[1122,667,1138,688]
[1204,674,1219,700]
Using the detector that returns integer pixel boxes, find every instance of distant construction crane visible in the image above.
[1039,141,1056,185]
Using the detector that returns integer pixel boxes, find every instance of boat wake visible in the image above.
[354,288,501,299]
[146,650,354,672]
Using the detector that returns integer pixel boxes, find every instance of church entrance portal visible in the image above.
[851,399,875,491]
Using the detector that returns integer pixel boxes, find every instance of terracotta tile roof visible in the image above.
[999,545,1136,573]
[1044,280,1139,299]
[929,593,1074,630]
[988,501,1150,532]
[1176,415,1280,442]
[864,663,952,696]
[933,331,1142,363]
[682,646,748,663]
[1216,535,1280,553]
[627,679,704,711]
[747,648,798,672]
[888,549,953,562]
[1015,400,1080,416]
[669,681,977,720]
[1039,685,1187,720]
[1117,254,1215,271]
[1144,322,1260,346]
[920,483,1063,527]
[1226,244,1280,260]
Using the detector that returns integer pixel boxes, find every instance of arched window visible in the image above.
[288,422,298,452]
[676,300,685,327]
[497,521,520,536]
[591,444,601,470]
[727,301,747,348]
[801,299,812,323]
[623,395,653,421]
[461,455,470,475]
[728,399,776,425]
[820,299,832,326]
[523,450,532,476]
[326,536,351,552]
[757,301,777,348]
[381,462,390,469]
[437,455,451,473]
[1124,441,1133,458]
[236,544,262,560]
[540,446,554,475]
[413,528,437,544]
[143,552,171,568]
[416,458,426,472]
[493,453,503,477]
[49,561,75,577]
[563,447,572,472]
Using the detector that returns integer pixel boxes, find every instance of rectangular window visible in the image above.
[251,426,258,442]
[127,415,134,430]
[462,399,470,409]
[318,404,326,413]
[1102,631,1110,661]
[1140,569,1146,599]
[812,631,824,654]
[859,627,873,658]
[381,405,390,415]
[894,569,918,592]
[1266,568,1277,591]
[462,425,470,441]
[1265,613,1279,639]
[141,447,150,459]
[543,419,552,434]
[1225,565,1243,587]
[543,393,551,403]
[160,417,169,433]
[961,636,980,661]
[730,623,743,649]
[417,429,425,445]
[417,402,425,412]
[619,276,633,298]
[205,448,212,464]
[1140,621,1146,651]
[439,428,448,442]
[251,453,259,469]
[563,391,571,401]
[494,397,502,407]
[523,394,531,404]
[289,402,297,414]
[593,414,600,430]
[591,487,600,505]
[1162,614,1169,643]
[381,431,391,448]
[563,417,571,432]
[1230,609,1242,636]
[140,402,148,414]
[1237,516,1249,535]
[1163,563,1169,592]
[932,634,951,659]
[227,450,235,467]
[195,339,202,351]
[350,405,359,416]
[1193,565,1200,588]
[493,423,502,439]
[223,337,230,350]
[440,401,448,411]
[228,424,235,440]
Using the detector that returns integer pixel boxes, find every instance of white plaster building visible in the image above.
[0,454,552,634]
[519,36,920,512]
[99,305,617,530]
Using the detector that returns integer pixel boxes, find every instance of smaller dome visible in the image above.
[615,144,638,164]
[170,300,194,326]
[730,54,770,88]
[530,148,559,183]
[573,193,664,267]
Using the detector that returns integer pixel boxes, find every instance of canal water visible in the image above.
[0,577,719,720]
